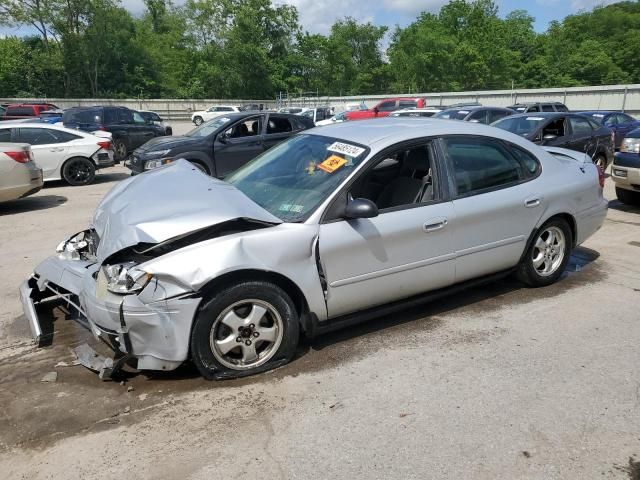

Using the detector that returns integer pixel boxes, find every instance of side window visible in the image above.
[542,118,566,138]
[351,143,435,210]
[617,113,633,125]
[527,105,540,112]
[509,145,541,179]
[555,104,569,112]
[266,116,293,134]
[224,116,262,138]
[103,109,117,124]
[443,137,525,197]
[569,117,593,136]
[468,110,487,123]
[0,128,11,141]
[542,104,555,112]
[17,128,58,145]
[377,101,397,112]
[120,109,134,124]
[399,100,418,109]
[133,112,146,124]
[488,109,509,124]
[603,115,617,127]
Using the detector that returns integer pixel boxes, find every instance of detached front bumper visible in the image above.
[20,255,202,376]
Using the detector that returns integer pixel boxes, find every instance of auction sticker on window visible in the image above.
[526,117,545,121]
[318,155,347,173]
[327,141,366,158]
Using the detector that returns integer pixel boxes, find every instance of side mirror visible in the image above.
[542,133,558,142]
[218,132,230,143]
[344,198,379,219]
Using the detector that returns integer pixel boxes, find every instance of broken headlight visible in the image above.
[103,262,153,294]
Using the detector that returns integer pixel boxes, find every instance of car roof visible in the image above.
[0,121,96,135]
[505,112,583,119]
[509,101,565,106]
[579,110,618,115]
[308,117,537,150]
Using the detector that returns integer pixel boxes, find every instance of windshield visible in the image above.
[226,134,369,222]
[492,116,545,136]
[434,109,470,120]
[186,116,232,138]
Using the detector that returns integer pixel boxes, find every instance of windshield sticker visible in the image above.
[318,155,347,174]
[592,114,604,118]
[327,142,366,158]
[526,117,545,121]
[306,161,316,175]
[279,204,304,213]
[458,110,470,114]
[219,117,231,123]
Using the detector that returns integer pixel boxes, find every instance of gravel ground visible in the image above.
[0,156,639,479]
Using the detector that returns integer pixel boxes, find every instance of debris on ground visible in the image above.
[41,372,58,383]
[127,386,134,392]
[54,360,80,368]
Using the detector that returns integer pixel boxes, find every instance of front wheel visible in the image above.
[62,157,96,186]
[517,218,572,287]
[190,281,299,380]
[193,116,203,126]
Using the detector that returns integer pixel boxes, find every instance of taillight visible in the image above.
[597,165,605,188]
[97,126,107,131]
[97,141,111,150]
[5,151,30,163]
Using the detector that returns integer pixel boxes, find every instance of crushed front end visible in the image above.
[20,229,201,379]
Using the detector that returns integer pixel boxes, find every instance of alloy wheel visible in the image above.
[209,299,284,370]
[66,159,93,184]
[531,226,566,277]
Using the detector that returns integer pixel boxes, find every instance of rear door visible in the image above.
[213,115,264,178]
[16,127,76,178]
[441,136,544,282]
[567,116,595,157]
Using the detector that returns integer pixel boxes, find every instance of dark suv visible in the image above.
[1,102,60,121]
[127,112,314,177]
[507,102,569,114]
[62,106,166,161]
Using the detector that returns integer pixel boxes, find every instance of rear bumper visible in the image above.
[0,167,43,202]
[21,255,202,373]
[575,197,608,245]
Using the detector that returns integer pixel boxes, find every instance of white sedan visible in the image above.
[0,123,114,186]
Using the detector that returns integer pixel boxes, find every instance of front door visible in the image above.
[318,141,456,318]
[214,115,264,178]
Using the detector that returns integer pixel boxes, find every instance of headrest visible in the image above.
[405,147,429,171]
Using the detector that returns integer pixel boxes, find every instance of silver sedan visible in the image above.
[20,118,608,379]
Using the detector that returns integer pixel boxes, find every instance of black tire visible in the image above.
[616,187,640,205]
[113,139,128,161]
[166,128,173,136]
[62,157,96,186]
[517,217,572,287]
[190,281,299,380]
[593,153,607,171]
[193,116,203,126]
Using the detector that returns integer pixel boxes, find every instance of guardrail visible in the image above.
[3,83,640,118]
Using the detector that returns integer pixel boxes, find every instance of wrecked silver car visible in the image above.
[20,118,607,380]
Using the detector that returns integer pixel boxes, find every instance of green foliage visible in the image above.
[0,0,639,99]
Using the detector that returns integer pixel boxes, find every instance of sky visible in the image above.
[0,0,626,37]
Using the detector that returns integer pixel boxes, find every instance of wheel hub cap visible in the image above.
[532,226,566,277]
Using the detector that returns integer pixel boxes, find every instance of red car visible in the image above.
[1,103,59,121]
[345,98,430,121]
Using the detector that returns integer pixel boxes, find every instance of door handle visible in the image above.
[525,198,541,208]
[423,218,448,232]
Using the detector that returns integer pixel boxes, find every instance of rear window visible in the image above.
[399,100,418,108]
[63,108,103,125]
[542,104,555,112]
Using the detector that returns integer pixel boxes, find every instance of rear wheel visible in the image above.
[517,218,572,287]
[62,157,96,186]
[616,187,640,205]
[113,139,128,161]
[193,116,204,126]
[190,281,299,380]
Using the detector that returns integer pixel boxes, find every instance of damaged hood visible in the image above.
[92,160,282,261]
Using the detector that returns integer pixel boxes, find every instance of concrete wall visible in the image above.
[3,83,640,119]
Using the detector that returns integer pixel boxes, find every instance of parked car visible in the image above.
[492,112,614,169]
[0,123,115,185]
[127,112,314,177]
[298,107,333,125]
[316,111,348,126]
[579,111,640,149]
[345,98,432,121]
[0,143,43,202]
[239,104,263,111]
[610,127,640,205]
[1,102,60,121]
[507,102,569,114]
[433,106,514,124]
[390,107,445,118]
[139,110,172,136]
[278,107,308,114]
[39,109,64,124]
[191,105,240,126]
[20,118,607,380]
[62,106,166,161]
